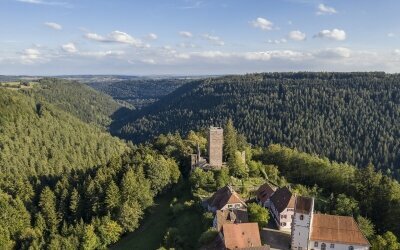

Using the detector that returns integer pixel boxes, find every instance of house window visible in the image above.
[291,215,294,219]
[300,215,304,220]
[281,215,284,219]
[228,204,233,208]
[284,215,287,219]
[321,243,326,250]
[330,243,335,248]
[281,222,286,226]
[299,247,302,250]
[314,242,318,247]
[235,204,241,208]
[348,247,354,250]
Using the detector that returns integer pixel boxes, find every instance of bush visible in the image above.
[198,228,218,245]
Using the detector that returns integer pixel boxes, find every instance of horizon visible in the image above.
[1,0,400,75]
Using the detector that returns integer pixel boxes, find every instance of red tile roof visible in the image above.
[208,186,247,210]
[256,183,276,204]
[222,223,264,250]
[311,214,370,246]
[270,187,295,213]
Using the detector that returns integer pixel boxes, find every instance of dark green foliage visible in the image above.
[116,72,400,180]
[198,228,218,245]
[23,78,121,127]
[247,203,270,228]
[0,88,127,177]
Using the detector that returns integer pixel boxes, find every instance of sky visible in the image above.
[1,0,400,75]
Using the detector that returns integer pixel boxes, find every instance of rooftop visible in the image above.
[256,183,277,204]
[215,209,249,231]
[270,187,295,213]
[208,185,247,210]
[294,196,313,214]
[222,223,266,250]
[310,214,370,246]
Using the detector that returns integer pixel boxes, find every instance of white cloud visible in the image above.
[388,33,396,38]
[44,22,62,30]
[202,34,224,46]
[394,49,400,56]
[316,4,337,15]
[141,58,156,64]
[315,47,351,58]
[17,0,68,6]
[288,30,306,41]
[193,51,231,59]
[179,31,193,38]
[315,29,346,41]
[251,17,274,31]
[61,43,78,53]
[80,50,125,58]
[21,48,41,64]
[85,31,145,47]
[267,38,287,44]
[146,33,158,40]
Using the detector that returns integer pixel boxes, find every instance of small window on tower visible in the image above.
[314,242,319,247]
[300,215,304,220]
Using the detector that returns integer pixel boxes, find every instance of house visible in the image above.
[269,186,296,231]
[213,209,249,231]
[220,223,270,250]
[207,185,247,212]
[256,183,277,208]
[291,196,371,250]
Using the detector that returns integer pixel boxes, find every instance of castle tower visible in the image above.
[291,196,314,250]
[208,126,223,167]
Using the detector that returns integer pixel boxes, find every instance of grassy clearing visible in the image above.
[111,182,205,250]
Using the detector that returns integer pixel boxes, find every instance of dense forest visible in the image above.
[115,72,400,180]
[0,88,126,176]
[0,85,181,248]
[22,78,121,127]
[87,78,189,109]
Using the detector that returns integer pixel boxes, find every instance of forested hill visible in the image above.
[87,78,190,109]
[22,78,121,127]
[0,89,127,177]
[115,72,400,179]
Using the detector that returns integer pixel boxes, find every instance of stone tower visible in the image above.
[208,126,223,167]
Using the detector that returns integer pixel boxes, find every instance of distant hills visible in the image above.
[113,72,400,179]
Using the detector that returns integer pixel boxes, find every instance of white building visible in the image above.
[269,186,296,231]
[291,196,370,250]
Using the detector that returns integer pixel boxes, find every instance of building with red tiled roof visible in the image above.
[207,185,247,212]
[220,223,270,250]
[269,186,296,231]
[291,195,370,250]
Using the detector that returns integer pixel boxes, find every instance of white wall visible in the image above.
[291,213,311,249]
[279,208,294,231]
[308,241,369,250]
[221,202,245,210]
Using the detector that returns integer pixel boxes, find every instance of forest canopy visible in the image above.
[115,72,400,180]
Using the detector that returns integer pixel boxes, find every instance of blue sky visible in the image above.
[1,0,400,75]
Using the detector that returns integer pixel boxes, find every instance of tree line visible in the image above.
[116,72,400,180]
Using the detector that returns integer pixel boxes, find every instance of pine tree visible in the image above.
[39,187,59,235]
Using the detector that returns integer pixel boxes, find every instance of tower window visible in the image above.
[300,215,304,220]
